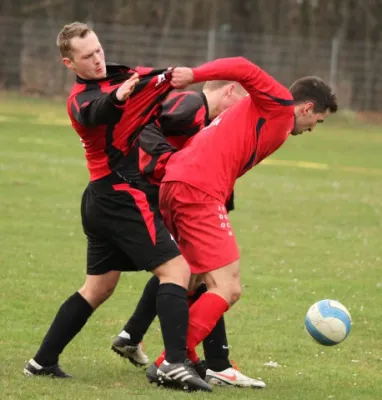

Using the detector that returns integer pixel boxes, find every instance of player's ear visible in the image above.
[303,101,315,115]
[306,101,315,114]
[226,83,235,97]
[62,57,74,71]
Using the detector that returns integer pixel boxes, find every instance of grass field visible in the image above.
[0,93,381,400]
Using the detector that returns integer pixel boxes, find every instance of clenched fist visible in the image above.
[116,73,140,101]
[170,67,194,89]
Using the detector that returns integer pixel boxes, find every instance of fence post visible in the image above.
[206,28,216,61]
[329,37,340,91]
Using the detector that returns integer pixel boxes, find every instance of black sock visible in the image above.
[188,282,208,302]
[33,292,93,366]
[122,276,159,344]
[156,283,188,364]
[203,316,232,371]
[188,284,232,372]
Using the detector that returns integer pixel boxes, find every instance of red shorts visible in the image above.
[159,181,240,274]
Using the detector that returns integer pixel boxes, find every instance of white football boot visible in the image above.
[205,366,266,388]
[111,331,149,367]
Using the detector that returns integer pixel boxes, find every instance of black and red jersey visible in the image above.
[67,63,173,181]
[138,91,210,184]
[158,91,210,149]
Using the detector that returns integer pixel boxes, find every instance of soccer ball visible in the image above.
[304,299,352,346]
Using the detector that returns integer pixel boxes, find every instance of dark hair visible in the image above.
[289,76,338,113]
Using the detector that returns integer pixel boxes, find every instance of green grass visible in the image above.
[1,94,382,399]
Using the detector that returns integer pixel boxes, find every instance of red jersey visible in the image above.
[162,57,295,204]
[67,64,173,181]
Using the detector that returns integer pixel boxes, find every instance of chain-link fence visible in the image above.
[1,17,381,111]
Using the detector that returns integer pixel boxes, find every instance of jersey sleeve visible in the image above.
[158,92,206,137]
[69,89,125,127]
[138,123,177,184]
[191,57,294,116]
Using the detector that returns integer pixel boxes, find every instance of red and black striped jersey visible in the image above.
[158,91,210,149]
[67,63,173,181]
[138,91,210,184]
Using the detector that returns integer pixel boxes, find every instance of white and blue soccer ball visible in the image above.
[304,299,352,346]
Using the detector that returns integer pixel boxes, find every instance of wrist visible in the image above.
[111,88,125,105]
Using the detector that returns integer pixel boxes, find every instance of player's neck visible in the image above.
[204,91,221,119]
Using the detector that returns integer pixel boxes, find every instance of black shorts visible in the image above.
[81,174,180,275]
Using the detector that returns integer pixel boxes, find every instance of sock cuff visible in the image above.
[157,283,187,299]
[201,292,229,312]
[146,275,160,290]
[73,292,94,313]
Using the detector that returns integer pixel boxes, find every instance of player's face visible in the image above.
[292,103,330,135]
[62,32,106,80]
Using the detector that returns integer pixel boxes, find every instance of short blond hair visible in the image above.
[203,80,235,91]
[203,80,246,96]
[56,22,92,58]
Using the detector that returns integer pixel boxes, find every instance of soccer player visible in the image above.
[23,21,211,392]
[148,56,338,386]
[111,81,267,387]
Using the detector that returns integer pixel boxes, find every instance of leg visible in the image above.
[117,275,160,345]
[24,271,120,377]
[112,275,159,366]
[185,260,241,363]
[188,283,232,372]
[108,181,210,391]
[203,316,231,372]
[25,184,129,378]
[203,188,235,371]
[153,254,190,364]
[114,255,191,367]
[155,182,239,364]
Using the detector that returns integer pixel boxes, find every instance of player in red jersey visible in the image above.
[111,81,266,387]
[23,22,211,392]
[149,56,338,386]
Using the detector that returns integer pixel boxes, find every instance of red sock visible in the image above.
[155,351,166,367]
[155,292,226,366]
[186,292,229,363]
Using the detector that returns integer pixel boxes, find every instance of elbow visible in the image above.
[233,56,252,66]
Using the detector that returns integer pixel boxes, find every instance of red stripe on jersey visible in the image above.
[138,147,153,176]
[81,100,90,109]
[167,93,187,114]
[150,152,173,184]
[72,96,80,112]
[112,183,156,245]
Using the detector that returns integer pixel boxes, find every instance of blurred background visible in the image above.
[1,0,382,111]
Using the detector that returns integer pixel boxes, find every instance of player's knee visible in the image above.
[79,273,119,308]
[154,255,191,289]
[79,284,115,308]
[229,283,242,305]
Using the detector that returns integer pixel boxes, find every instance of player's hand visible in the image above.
[116,73,139,101]
[170,67,194,88]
